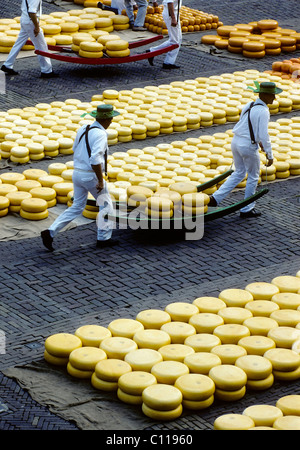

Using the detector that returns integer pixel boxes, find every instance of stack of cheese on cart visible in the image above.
[0,7,130,58]
[44,273,300,421]
[202,19,300,58]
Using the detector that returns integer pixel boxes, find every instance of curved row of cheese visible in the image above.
[1,70,300,165]
[202,19,300,59]
[44,272,300,421]
[214,394,300,429]
[0,7,130,53]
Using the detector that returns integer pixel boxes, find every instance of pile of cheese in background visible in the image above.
[202,19,300,59]
[43,273,300,422]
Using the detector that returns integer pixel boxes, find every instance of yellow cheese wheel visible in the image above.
[124,348,163,371]
[214,413,255,430]
[164,302,199,322]
[268,326,300,348]
[264,348,300,372]
[107,318,144,338]
[257,19,278,30]
[188,313,223,333]
[151,361,189,385]
[209,364,247,391]
[142,383,182,410]
[169,181,198,196]
[106,39,129,51]
[142,402,182,421]
[272,292,300,310]
[276,395,300,416]
[0,172,25,184]
[52,183,74,196]
[243,316,279,336]
[6,191,31,206]
[193,296,227,313]
[245,300,280,317]
[218,307,252,324]
[91,373,118,391]
[14,180,41,192]
[211,344,247,365]
[20,208,49,221]
[75,325,111,347]
[158,344,194,363]
[20,197,47,213]
[245,282,280,299]
[106,48,130,58]
[79,41,103,52]
[213,323,250,344]
[23,168,47,180]
[100,336,137,359]
[118,371,157,395]
[181,192,209,207]
[272,276,300,293]
[238,335,276,355]
[44,349,68,366]
[95,358,132,382]
[160,321,196,344]
[215,386,246,401]
[243,405,283,427]
[273,365,300,381]
[235,354,273,380]
[184,333,221,352]
[246,373,274,391]
[117,388,142,405]
[273,416,300,430]
[67,362,93,379]
[79,49,103,58]
[147,196,173,212]
[133,329,171,350]
[174,373,215,402]
[69,346,107,371]
[136,309,171,329]
[219,288,253,307]
[0,196,10,209]
[184,352,221,375]
[0,184,18,196]
[29,187,56,201]
[182,395,214,410]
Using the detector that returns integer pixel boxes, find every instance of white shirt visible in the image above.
[233,98,273,159]
[73,121,108,172]
[163,0,180,14]
[21,0,42,22]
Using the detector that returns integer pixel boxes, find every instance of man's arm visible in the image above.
[167,1,177,26]
[29,12,40,36]
[92,164,104,192]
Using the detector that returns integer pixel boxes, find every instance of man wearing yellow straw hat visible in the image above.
[41,104,120,251]
[208,81,282,218]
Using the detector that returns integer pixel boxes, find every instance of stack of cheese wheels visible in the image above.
[158,343,194,363]
[79,40,104,58]
[133,329,171,350]
[146,195,174,219]
[44,332,82,366]
[94,17,114,33]
[126,185,153,209]
[124,348,163,371]
[174,373,215,410]
[111,15,130,31]
[209,364,247,401]
[181,192,209,216]
[264,348,300,381]
[117,370,157,405]
[243,404,283,428]
[235,354,274,391]
[242,40,266,58]
[82,201,99,220]
[0,196,10,217]
[38,174,64,188]
[142,384,183,420]
[75,324,112,347]
[20,197,48,220]
[214,413,255,430]
[211,343,247,365]
[151,360,189,385]
[92,358,132,392]
[268,325,300,349]
[97,34,121,51]
[43,140,60,157]
[52,182,74,204]
[108,318,144,339]
[10,145,30,164]
[29,187,56,208]
[238,335,276,356]
[100,336,138,359]
[6,191,32,213]
[48,163,68,176]
[183,351,222,375]
[27,142,45,161]
[105,39,130,58]
[136,309,171,329]
[58,137,73,155]
[67,346,107,379]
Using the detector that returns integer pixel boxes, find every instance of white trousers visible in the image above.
[213,135,261,213]
[150,8,182,65]
[4,19,52,74]
[49,170,113,241]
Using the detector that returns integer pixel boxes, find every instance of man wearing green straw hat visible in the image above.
[41,104,120,251]
[208,81,282,218]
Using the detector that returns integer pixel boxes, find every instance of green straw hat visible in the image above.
[248,81,283,94]
[81,104,120,120]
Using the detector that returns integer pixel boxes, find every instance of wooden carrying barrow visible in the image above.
[33,35,178,65]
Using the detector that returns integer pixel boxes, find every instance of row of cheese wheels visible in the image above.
[264,58,300,82]
[214,394,300,429]
[1,70,300,163]
[0,7,131,53]
[43,273,300,420]
[144,5,222,35]
[202,19,300,58]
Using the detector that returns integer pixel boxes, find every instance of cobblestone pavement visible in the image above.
[0,0,300,432]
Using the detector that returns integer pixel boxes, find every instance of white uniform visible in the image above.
[49,122,114,241]
[4,0,52,74]
[149,0,182,65]
[213,98,272,213]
